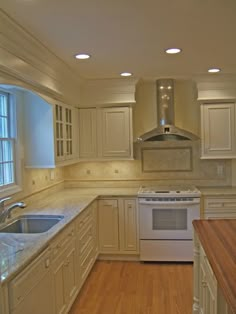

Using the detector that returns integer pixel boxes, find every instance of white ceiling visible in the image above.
[1,0,236,81]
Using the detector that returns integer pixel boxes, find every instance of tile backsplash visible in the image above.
[64,140,232,188]
[10,167,64,203]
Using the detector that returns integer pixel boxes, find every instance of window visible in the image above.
[0,89,20,196]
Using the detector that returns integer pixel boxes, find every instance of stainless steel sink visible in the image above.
[0,214,64,233]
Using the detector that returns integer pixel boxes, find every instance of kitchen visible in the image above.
[0,1,236,314]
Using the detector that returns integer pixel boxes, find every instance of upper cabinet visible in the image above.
[201,102,236,159]
[24,91,79,168]
[79,106,133,160]
[55,103,78,163]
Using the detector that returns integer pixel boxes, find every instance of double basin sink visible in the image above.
[0,214,64,234]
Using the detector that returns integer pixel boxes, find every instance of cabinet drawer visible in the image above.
[9,249,51,310]
[76,206,93,232]
[78,224,93,255]
[80,241,95,282]
[51,223,75,260]
[205,198,236,210]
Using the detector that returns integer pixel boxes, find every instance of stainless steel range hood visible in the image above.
[137,79,198,142]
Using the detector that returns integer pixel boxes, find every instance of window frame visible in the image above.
[0,88,22,197]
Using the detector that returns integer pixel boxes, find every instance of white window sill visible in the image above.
[0,185,22,199]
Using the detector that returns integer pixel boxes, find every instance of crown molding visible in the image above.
[0,9,82,104]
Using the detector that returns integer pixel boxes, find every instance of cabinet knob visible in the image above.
[201,280,207,287]
[17,295,22,301]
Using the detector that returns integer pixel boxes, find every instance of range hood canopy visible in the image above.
[137,79,198,142]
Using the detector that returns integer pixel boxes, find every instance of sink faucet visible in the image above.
[0,197,26,223]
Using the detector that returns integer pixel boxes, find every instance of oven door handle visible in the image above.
[138,200,200,205]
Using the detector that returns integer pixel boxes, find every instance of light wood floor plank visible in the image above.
[69,261,193,314]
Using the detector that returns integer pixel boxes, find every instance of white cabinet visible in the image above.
[98,198,139,255]
[23,91,78,168]
[203,196,236,219]
[51,223,78,314]
[55,103,78,163]
[193,233,232,314]
[8,248,55,314]
[199,246,217,314]
[78,106,133,160]
[78,108,97,159]
[201,103,236,159]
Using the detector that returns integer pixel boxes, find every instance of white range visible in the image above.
[138,186,201,261]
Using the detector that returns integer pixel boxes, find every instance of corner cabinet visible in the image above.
[98,198,139,256]
[78,106,133,160]
[201,102,236,159]
[23,90,79,167]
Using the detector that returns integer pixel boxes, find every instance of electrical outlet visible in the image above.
[86,169,91,174]
[217,164,224,176]
[50,170,55,180]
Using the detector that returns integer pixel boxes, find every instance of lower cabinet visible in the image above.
[4,197,139,313]
[193,233,232,314]
[52,240,77,314]
[199,246,217,314]
[98,198,139,255]
[5,202,98,314]
[7,248,55,314]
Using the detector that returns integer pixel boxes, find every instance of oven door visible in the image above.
[139,199,200,240]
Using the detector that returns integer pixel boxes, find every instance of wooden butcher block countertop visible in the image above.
[193,219,236,314]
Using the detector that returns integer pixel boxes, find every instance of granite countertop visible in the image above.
[193,219,236,314]
[0,187,139,284]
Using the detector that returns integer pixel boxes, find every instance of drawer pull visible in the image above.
[45,259,50,268]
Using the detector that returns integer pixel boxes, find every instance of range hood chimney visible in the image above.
[137,79,198,142]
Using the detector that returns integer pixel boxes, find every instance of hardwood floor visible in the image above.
[69,261,193,314]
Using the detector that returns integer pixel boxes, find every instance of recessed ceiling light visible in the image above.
[120,72,132,77]
[208,68,221,73]
[74,53,90,60]
[165,48,182,54]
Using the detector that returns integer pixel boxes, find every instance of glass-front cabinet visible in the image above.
[55,103,75,162]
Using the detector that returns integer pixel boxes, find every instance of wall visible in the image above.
[0,86,64,204]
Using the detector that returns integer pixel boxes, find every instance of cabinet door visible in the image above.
[121,199,138,252]
[55,103,65,162]
[78,108,97,158]
[9,249,55,314]
[55,103,77,163]
[64,106,74,160]
[98,199,119,252]
[99,107,132,158]
[201,103,236,158]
